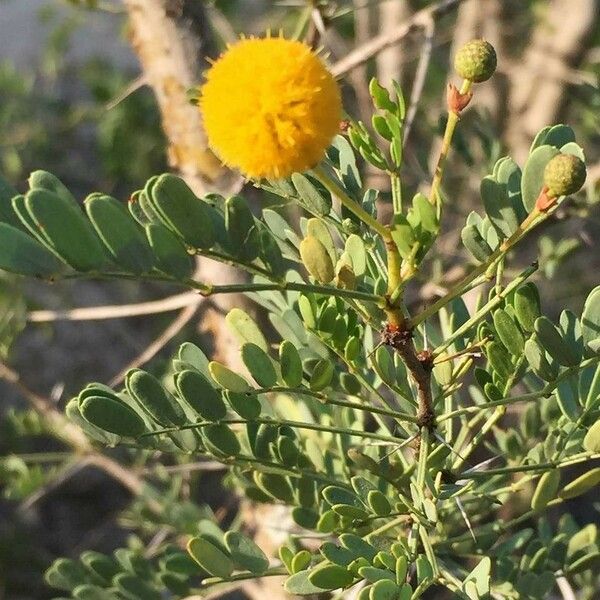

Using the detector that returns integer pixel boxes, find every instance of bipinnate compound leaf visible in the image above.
[145,222,194,279]
[202,423,240,457]
[224,531,269,574]
[126,369,186,426]
[279,341,303,387]
[300,236,334,283]
[174,369,227,422]
[531,470,561,511]
[187,536,234,578]
[150,174,215,249]
[225,308,268,351]
[25,189,107,271]
[583,420,600,453]
[0,223,63,277]
[84,194,153,274]
[79,395,146,437]
[308,564,354,590]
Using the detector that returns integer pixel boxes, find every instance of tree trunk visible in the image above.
[123,0,247,370]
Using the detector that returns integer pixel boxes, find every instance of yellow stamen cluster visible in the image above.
[200,36,342,180]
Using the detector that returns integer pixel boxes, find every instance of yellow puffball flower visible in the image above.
[200,36,342,180]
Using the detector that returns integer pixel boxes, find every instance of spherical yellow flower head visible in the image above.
[200,37,342,180]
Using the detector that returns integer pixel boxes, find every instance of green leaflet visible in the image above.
[224,531,269,574]
[150,174,215,249]
[187,536,233,578]
[0,223,63,277]
[514,283,541,333]
[202,423,241,457]
[85,194,154,274]
[145,222,194,279]
[521,145,560,211]
[531,470,561,511]
[493,309,524,356]
[174,369,227,422]
[0,173,23,229]
[559,468,600,500]
[292,172,332,216]
[481,176,519,238]
[241,343,277,387]
[461,224,493,262]
[299,236,334,284]
[225,195,260,261]
[226,308,268,351]
[581,286,600,352]
[79,395,146,438]
[309,359,334,391]
[209,361,250,392]
[24,189,107,271]
[279,340,303,387]
[583,420,600,453]
[534,316,580,367]
[126,369,186,427]
[308,564,354,590]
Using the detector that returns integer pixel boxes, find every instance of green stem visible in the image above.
[140,417,407,445]
[410,209,544,328]
[312,165,391,240]
[248,386,418,423]
[439,355,600,423]
[391,170,402,215]
[458,451,600,479]
[429,79,472,210]
[188,279,385,304]
[198,567,288,589]
[432,262,537,357]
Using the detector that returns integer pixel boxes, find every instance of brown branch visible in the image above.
[108,301,200,387]
[331,0,464,77]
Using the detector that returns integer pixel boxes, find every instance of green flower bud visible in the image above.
[454,39,497,83]
[543,154,586,198]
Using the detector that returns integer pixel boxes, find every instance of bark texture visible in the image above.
[123,0,248,370]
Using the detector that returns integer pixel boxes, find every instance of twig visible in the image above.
[332,0,464,77]
[105,75,147,111]
[403,17,435,146]
[27,291,202,322]
[108,302,200,387]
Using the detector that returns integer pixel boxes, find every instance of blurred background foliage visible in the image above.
[0,1,599,598]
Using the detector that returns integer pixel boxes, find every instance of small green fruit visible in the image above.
[543,153,586,198]
[454,39,497,83]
